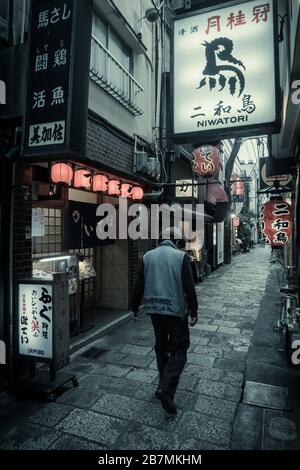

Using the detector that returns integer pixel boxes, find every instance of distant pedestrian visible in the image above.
[131,228,198,414]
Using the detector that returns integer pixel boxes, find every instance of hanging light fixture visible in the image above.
[74,169,91,190]
[93,174,108,192]
[108,179,120,196]
[51,162,73,184]
[131,186,144,200]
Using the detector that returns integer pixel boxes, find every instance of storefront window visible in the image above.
[32,208,63,256]
[69,247,96,307]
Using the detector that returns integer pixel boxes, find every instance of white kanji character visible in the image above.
[62,3,71,20]
[37,10,49,29]
[35,54,48,71]
[33,90,46,109]
[53,49,67,67]
[51,86,64,105]
[50,7,60,24]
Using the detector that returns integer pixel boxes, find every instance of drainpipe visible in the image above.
[5,146,20,380]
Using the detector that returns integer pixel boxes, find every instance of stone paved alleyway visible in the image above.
[1,246,299,450]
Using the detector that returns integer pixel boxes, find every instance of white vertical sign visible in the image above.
[217,222,224,264]
[18,283,53,359]
[32,208,45,237]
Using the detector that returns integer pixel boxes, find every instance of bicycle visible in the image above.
[274,265,300,363]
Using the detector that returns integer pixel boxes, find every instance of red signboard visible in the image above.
[192,145,221,177]
[261,200,292,246]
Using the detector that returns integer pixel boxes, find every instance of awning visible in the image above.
[205,183,229,223]
[206,182,229,204]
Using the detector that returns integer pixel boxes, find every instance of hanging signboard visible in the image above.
[171,0,280,143]
[217,222,224,264]
[232,175,245,202]
[22,0,92,160]
[259,157,293,191]
[175,179,198,199]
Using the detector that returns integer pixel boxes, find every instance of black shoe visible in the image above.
[155,388,177,415]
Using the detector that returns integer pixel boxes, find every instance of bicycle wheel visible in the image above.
[279,297,286,330]
[285,324,291,361]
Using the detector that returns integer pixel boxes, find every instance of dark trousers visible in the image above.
[151,314,190,399]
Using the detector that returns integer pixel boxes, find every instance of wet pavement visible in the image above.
[1,246,300,450]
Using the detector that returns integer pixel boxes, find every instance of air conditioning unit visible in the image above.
[135,151,148,173]
[134,151,161,181]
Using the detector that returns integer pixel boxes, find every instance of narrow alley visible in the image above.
[1,246,299,451]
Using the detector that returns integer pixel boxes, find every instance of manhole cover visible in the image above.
[243,381,289,411]
[269,417,297,441]
[79,347,108,359]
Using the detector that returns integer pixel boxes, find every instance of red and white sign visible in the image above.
[261,200,292,246]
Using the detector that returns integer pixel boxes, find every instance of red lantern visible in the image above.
[261,200,292,246]
[233,216,240,227]
[192,145,221,177]
[74,169,91,190]
[108,179,120,196]
[51,163,73,184]
[121,183,132,197]
[131,186,144,200]
[93,174,108,192]
[233,176,244,196]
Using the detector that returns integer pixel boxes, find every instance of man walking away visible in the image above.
[131,228,198,414]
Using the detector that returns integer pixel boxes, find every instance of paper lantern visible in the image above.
[233,217,240,227]
[74,169,91,190]
[93,174,108,192]
[51,163,73,184]
[131,186,144,200]
[108,179,120,196]
[261,200,292,246]
[233,175,244,196]
[192,145,221,177]
[121,184,132,197]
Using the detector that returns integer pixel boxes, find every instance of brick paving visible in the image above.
[2,247,298,450]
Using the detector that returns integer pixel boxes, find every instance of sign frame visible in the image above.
[22,0,93,161]
[170,0,281,144]
[16,273,70,369]
[17,279,54,364]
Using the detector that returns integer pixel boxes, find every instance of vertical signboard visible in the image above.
[217,222,224,264]
[23,0,92,159]
[18,282,53,359]
[172,0,280,143]
[18,274,69,369]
